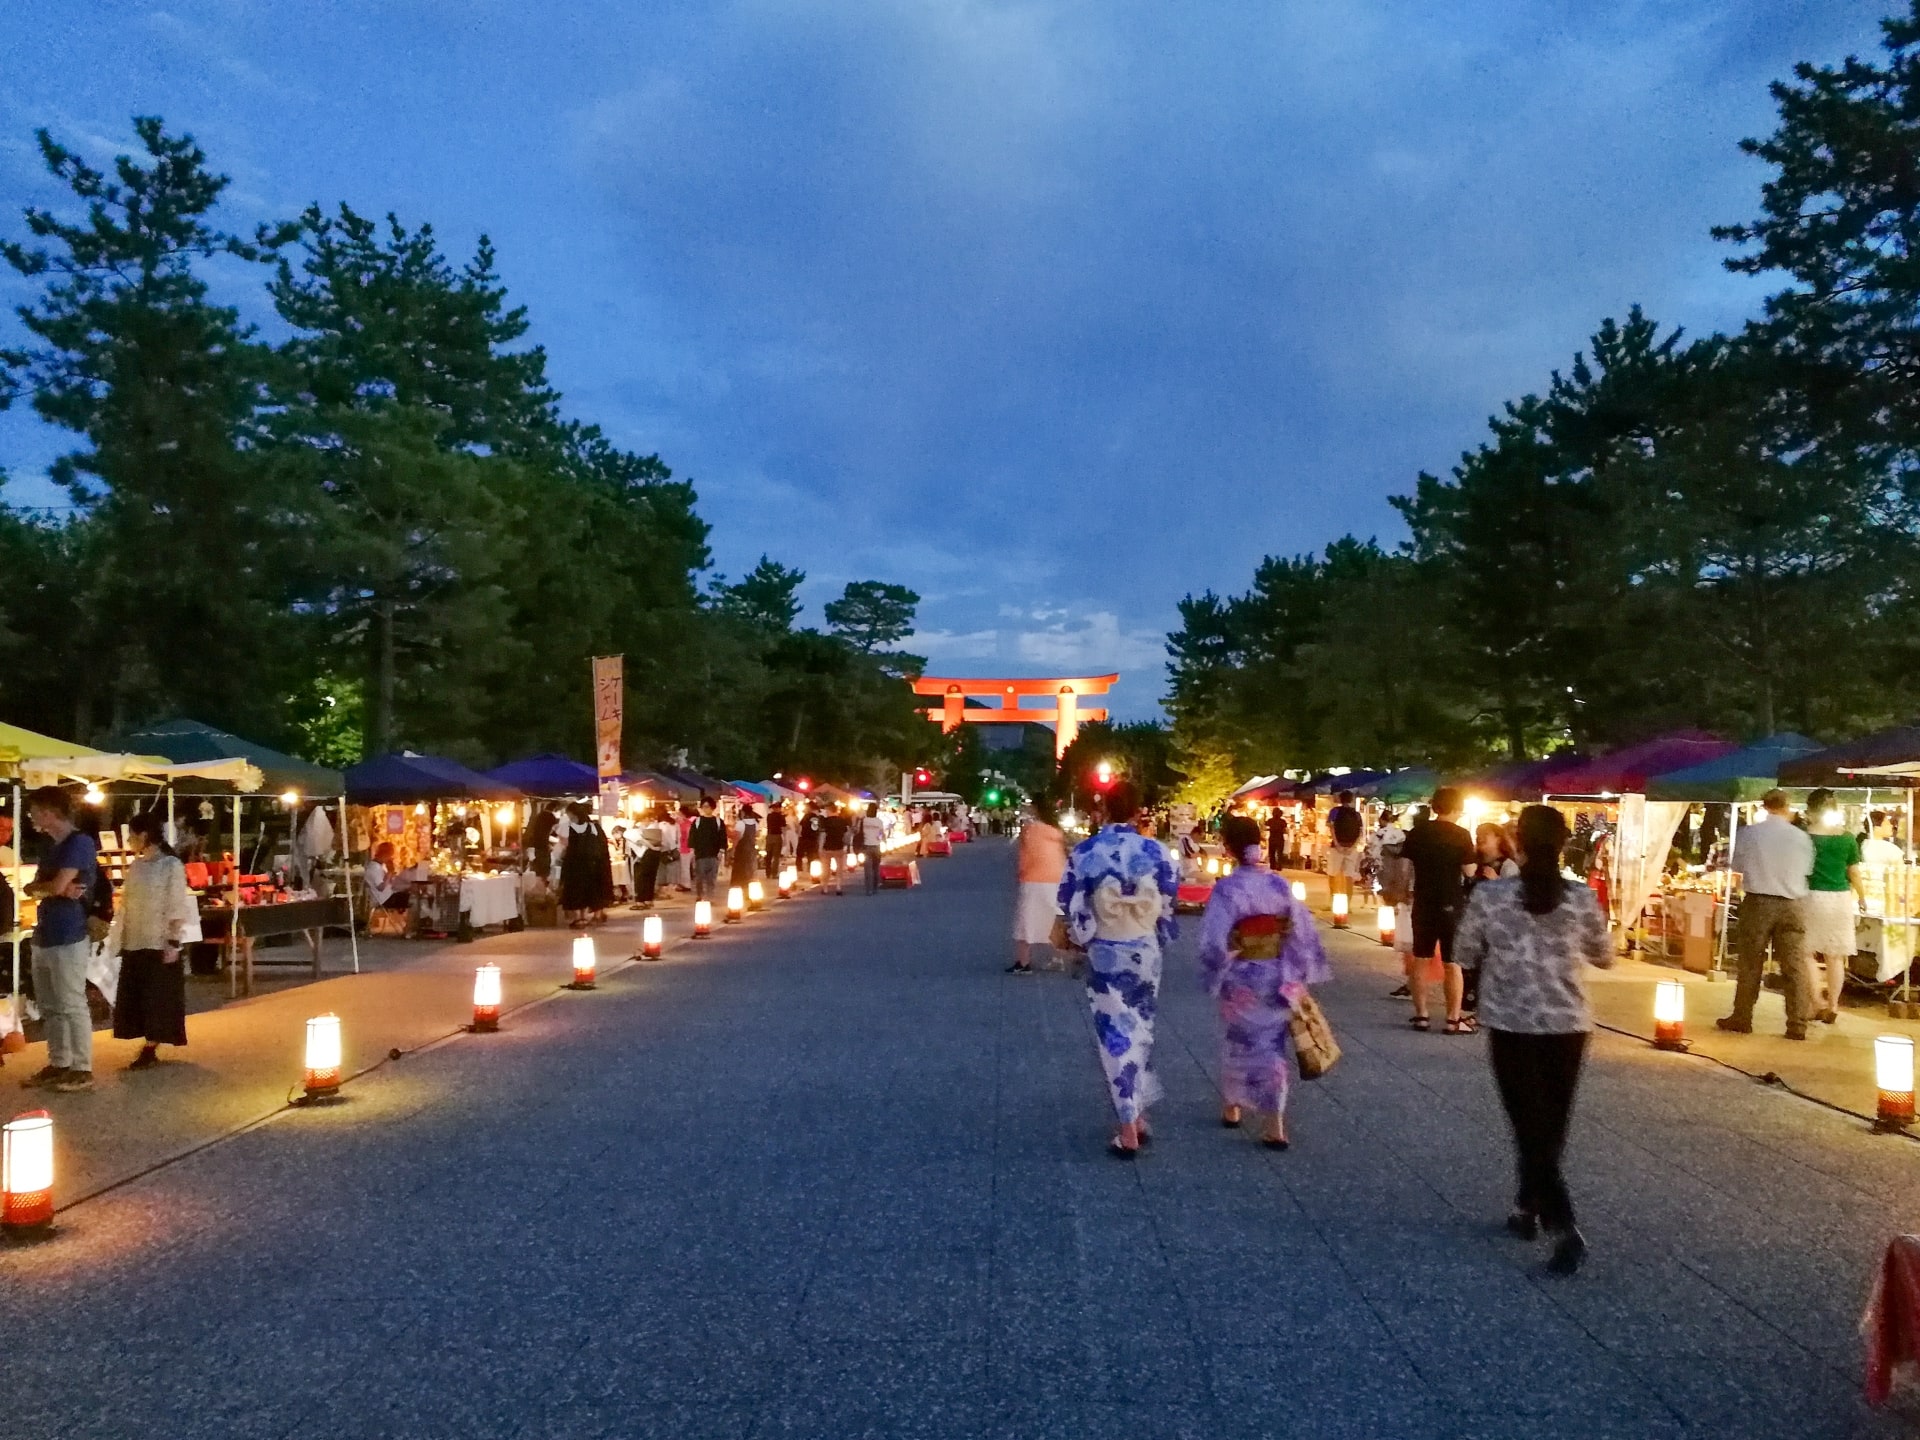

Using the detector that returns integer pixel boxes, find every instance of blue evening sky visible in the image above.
[0,1,1884,719]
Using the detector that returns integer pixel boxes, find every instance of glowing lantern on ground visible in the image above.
[2,1110,55,1234]
[1377,905,1395,946]
[778,869,794,899]
[1291,880,1308,904]
[641,915,663,959]
[1205,857,1220,877]
[693,900,713,937]
[472,964,502,1031]
[1331,892,1350,927]
[747,879,765,910]
[304,1013,343,1099]
[571,936,597,990]
[1877,1035,1915,1128]
[829,856,839,875]
[726,887,745,922]
[809,860,823,881]
[1652,979,1686,1050]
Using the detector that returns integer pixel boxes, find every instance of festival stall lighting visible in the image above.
[1205,857,1220,877]
[2,1110,55,1237]
[570,936,597,990]
[1876,1035,1915,1130]
[693,900,713,937]
[1291,880,1308,904]
[641,915,664,959]
[1331,892,1350,927]
[747,879,765,910]
[279,790,300,808]
[1652,979,1686,1050]
[1376,905,1395,946]
[303,1014,343,1100]
[472,964,502,1032]
[495,804,516,826]
[82,785,104,806]
[726,887,745,923]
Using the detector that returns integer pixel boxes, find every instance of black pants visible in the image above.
[863,849,880,894]
[1487,1029,1588,1232]
[635,849,662,905]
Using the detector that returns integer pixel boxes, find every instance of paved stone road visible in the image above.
[9,841,1920,1438]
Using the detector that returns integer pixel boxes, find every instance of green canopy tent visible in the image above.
[1645,733,1826,803]
[97,718,343,797]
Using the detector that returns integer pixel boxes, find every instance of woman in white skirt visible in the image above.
[1009,797,1068,974]
[1803,789,1864,1024]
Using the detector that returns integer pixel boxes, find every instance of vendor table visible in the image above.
[199,896,353,997]
[460,873,522,930]
[408,873,523,938]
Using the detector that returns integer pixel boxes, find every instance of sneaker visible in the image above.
[1388,984,1411,999]
[1505,1210,1539,1241]
[1546,1227,1588,1275]
[52,1070,95,1092]
[1783,1028,1808,1041]
[1005,963,1034,975]
[1714,1017,1752,1034]
[23,1064,66,1088]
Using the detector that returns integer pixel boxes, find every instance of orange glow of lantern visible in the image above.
[1652,979,1686,1050]
[571,935,597,990]
[2,1109,55,1235]
[747,879,765,910]
[1331,892,1349,927]
[1376,904,1395,946]
[778,868,795,899]
[693,900,713,937]
[1205,857,1219,877]
[472,964,502,1032]
[1290,880,1308,904]
[726,886,745,922]
[303,1013,343,1100]
[809,860,823,881]
[1876,1035,1915,1129]
[641,915,664,959]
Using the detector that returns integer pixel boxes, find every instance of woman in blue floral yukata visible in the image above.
[1057,780,1180,1157]
[1197,814,1331,1149]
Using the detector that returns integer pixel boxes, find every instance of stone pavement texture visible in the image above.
[7,840,1920,1439]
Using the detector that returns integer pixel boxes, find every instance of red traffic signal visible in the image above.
[1093,761,1114,788]
[913,768,933,786]
[796,777,813,792]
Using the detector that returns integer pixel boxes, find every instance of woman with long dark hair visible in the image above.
[1453,805,1613,1274]
[110,810,199,1069]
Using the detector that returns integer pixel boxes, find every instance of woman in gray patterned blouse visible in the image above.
[1453,805,1613,1275]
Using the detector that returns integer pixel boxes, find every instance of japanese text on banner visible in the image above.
[592,655,623,816]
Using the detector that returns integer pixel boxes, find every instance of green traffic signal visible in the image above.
[984,789,1001,804]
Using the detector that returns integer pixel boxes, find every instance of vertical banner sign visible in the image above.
[592,655,624,817]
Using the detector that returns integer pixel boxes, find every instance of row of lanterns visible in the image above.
[5,854,869,1239]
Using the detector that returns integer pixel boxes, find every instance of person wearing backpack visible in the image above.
[1326,790,1365,912]
[22,786,100,1091]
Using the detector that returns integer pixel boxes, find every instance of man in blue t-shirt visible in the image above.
[24,785,100,1091]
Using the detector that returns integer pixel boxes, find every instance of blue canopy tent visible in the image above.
[1351,768,1439,805]
[485,753,600,797]
[345,753,523,805]
[1646,733,1827,803]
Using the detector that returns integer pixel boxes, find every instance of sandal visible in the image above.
[1445,1015,1478,1035]
[1409,1016,1431,1031]
[1108,1138,1139,1160]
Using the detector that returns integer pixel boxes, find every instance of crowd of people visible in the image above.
[1008,781,1613,1276]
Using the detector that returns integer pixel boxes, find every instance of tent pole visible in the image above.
[341,796,358,975]
[229,794,242,999]
[8,781,18,1035]
[1715,802,1737,977]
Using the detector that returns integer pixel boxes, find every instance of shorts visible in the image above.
[1326,845,1363,881]
[1014,882,1060,944]
[1411,907,1459,966]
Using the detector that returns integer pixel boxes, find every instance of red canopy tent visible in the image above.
[1543,732,1737,796]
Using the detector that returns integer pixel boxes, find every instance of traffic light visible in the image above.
[913,767,933,787]
[983,788,1001,805]
[1093,760,1113,788]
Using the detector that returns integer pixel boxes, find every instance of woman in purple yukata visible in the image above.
[1197,814,1331,1149]
[1058,780,1180,1158]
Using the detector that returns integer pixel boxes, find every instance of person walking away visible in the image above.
[688,800,727,903]
[1199,815,1330,1147]
[633,812,667,908]
[730,810,761,893]
[763,802,787,878]
[1265,807,1289,871]
[820,807,851,894]
[1009,797,1067,972]
[1462,822,1519,1022]
[1375,809,1415,999]
[1718,789,1815,1039]
[796,804,822,877]
[1058,781,1179,1156]
[111,810,198,1070]
[1455,805,1612,1274]
[22,786,99,1091]
[1325,790,1365,909]
[860,804,888,894]
[1803,788,1863,1025]
[1400,788,1477,1032]
[525,802,562,879]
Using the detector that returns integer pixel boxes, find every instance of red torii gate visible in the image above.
[912,674,1118,759]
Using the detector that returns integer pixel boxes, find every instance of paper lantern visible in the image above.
[1877,1035,1915,1128]
[1652,979,1686,1050]
[1291,880,1308,904]
[571,935,597,990]
[726,886,745,922]
[304,1013,343,1099]
[1205,857,1219,877]
[472,964,502,1032]
[693,900,713,937]
[641,915,663,959]
[747,879,765,910]
[809,860,823,881]
[778,868,794,899]
[1331,892,1349,927]
[1376,905,1395,946]
[2,1110,54,1234]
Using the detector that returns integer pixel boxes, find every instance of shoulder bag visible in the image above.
[1289,991,1341,1079]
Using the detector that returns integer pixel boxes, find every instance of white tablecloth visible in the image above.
[460,873,523,929]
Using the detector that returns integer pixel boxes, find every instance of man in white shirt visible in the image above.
[1719,789,1815,1039]
[859,806,889,895]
